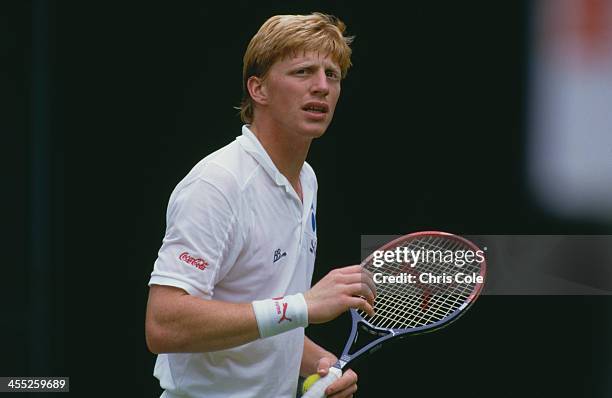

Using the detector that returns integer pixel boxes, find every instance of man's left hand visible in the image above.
[314,357,358,398]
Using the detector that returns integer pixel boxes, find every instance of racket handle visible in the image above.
[302,367,342,398]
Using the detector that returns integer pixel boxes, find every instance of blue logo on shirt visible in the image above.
[273,249,287,264]
[309,239,317,254]
[310,203,316,233]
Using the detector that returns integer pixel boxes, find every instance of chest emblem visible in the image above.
[273,248,287,264]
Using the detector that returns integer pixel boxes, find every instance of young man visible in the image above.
[146,13,375,398]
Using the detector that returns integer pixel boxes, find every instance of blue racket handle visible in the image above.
[302,367,342,398]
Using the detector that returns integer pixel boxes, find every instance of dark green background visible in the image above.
[4,1,611,396]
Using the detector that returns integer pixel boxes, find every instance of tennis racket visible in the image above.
[302,231,486,397]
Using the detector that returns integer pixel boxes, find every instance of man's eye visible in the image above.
[295,69,308,75]
[326,71,340,79]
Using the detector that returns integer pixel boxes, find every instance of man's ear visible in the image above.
[247,76,268,105]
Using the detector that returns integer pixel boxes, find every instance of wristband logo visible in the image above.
[179,252,208,270]
[275,300,292,323]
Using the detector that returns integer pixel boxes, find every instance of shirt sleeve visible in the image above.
[149,175,242,298]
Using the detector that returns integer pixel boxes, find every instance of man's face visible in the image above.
[260,50,342,139]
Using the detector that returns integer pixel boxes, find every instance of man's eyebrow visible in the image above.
[290,59,316,67]
[324,63,341,74]
[289,59,340,74]
[326,63,341,71]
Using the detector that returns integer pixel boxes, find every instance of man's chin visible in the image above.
[299,123,329,139]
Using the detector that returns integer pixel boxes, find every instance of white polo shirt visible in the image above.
[149,125,318,398]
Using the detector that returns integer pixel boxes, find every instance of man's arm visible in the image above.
[146,265,376,354]
[145,285,260,353]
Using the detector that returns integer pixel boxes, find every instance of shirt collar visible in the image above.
[237,125,293,190]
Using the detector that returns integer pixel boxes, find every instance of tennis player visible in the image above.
[145,13,375,398]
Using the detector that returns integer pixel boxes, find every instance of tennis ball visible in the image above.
[302,374,321,394]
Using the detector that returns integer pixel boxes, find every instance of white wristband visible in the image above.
[251,293,309,338]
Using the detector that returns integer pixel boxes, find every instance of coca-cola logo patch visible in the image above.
[179,252,208,271]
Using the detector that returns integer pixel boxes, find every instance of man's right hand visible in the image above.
[303,265,377,324]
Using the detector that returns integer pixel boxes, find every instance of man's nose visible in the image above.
[310,70,329,96]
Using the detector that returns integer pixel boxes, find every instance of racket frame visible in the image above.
[334,231,486,370]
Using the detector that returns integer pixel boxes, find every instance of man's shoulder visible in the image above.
[175,138,259,204]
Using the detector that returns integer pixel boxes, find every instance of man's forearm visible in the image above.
[300,336,337,377]
[145,285,260,353]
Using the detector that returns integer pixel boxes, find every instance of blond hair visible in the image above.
[239,13,353,123]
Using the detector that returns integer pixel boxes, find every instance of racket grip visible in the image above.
[302,367,342,398]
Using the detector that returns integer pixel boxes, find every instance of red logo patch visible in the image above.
[179,252,208,270]
[278,302,292,323]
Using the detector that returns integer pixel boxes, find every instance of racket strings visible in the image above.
[360,235,483,330]
[370,291,464,329]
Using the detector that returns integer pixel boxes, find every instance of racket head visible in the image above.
[339,231,486,367]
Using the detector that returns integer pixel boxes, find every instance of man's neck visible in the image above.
[249,121,311,196]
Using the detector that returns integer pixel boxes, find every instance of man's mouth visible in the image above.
[302,102,329,114]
